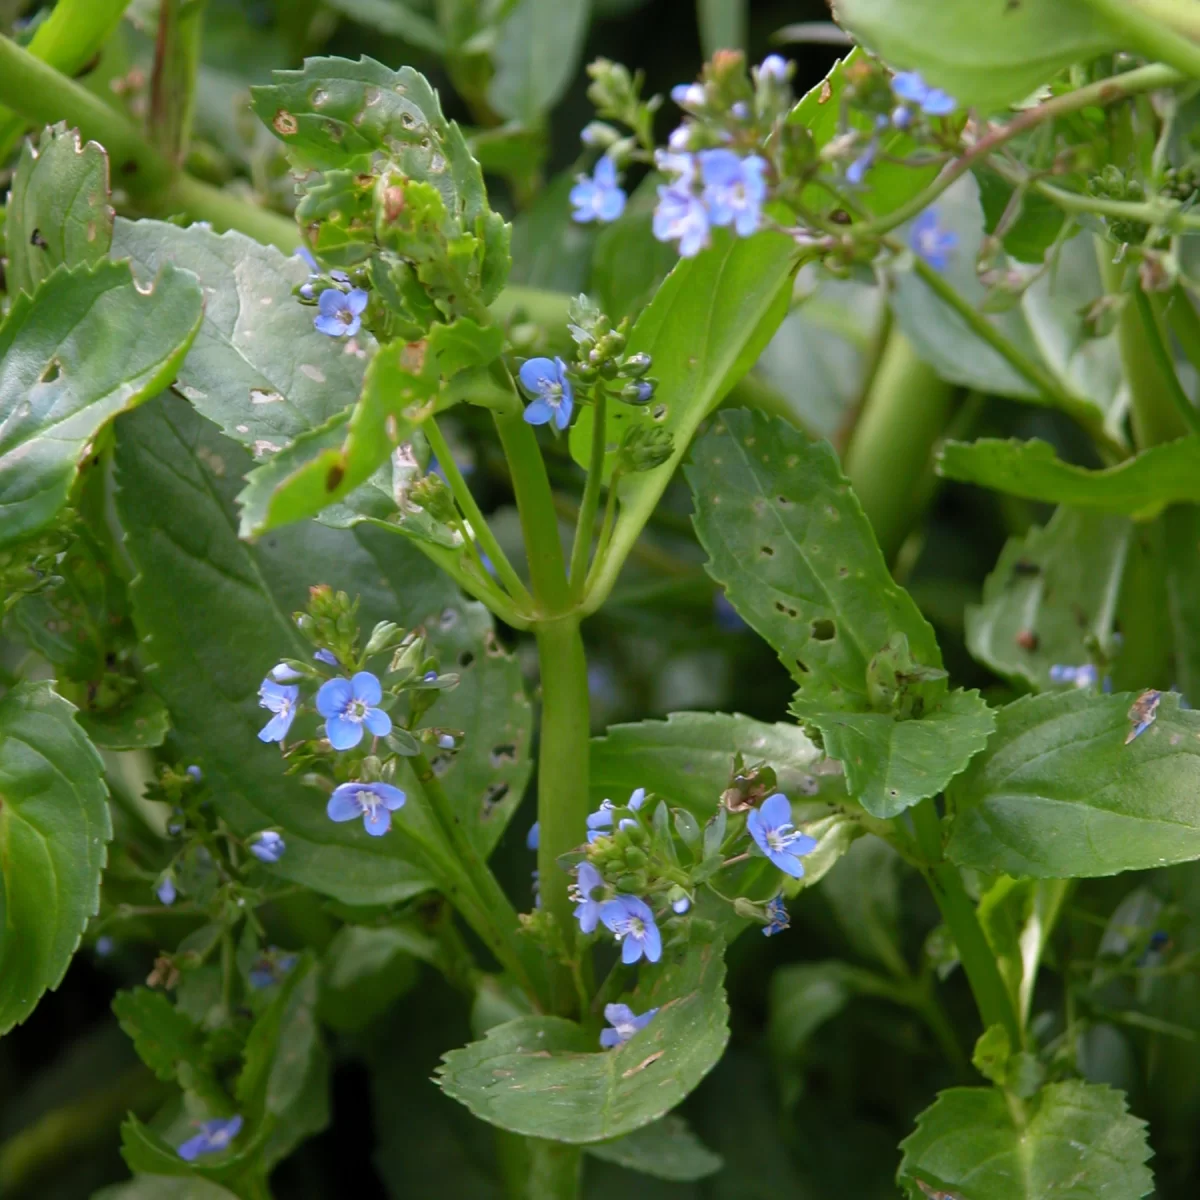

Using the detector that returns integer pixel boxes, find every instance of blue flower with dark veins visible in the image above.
[600,1002,658,1049]
[570,861,606,933]
[177,1116,243,1162]
[700,149,768,238]
[747,793,817,879]
[600,895,662,964]
[327,780,407,836]
[586,788,644,842]
[257,679,299,743]
[910,209,958,271]
[316,672,391,749]
[518,356,574,430]
[313,287,367,337]
[249,831,286,864]
[570,156,627,224]
[762,894,790,937]
[891,70,956,116]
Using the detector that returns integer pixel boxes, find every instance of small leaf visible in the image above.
[831,0,1123,113]
[947,689,1200,878]
[966,508,1130,691]
[585,1113,723,1181]
[438,941,728,1142]
[112,988,206,1083]
[0,259,202,548]
[488,0,591,125]
[5,122,113,296]
[800,689,995,818]
[320,0,446,53]
[897,1081,1153,1199]
[77,690,171,751]
[939,437,1200,517]
[0,682,111,1035]
[687,409,941,710]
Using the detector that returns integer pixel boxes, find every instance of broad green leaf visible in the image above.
[831,0,1122,113]
[114,396,531,905]
[803,689,993,818]
[0,681,111,1035]
[77,690,172,751]
[488,0,591,125]
[966,508,1131,691]
[896,1081,1153,1199]
[939,437,1200,517]
[697,0,746,53]
[438,941,728,1142]
[5,123,112,296]
[510,170,598,295]
[687,409,941,711]
[585,1114,723,1181]
[94,1180,240,1200]
[109,219,365,450]
[947,689,1200,878]
[590,711,854,889]
[977,169,1068,265]
[0,259,202,549]
[318,925,419,1033]
[590,174,678,321]
[1165,505,1200,704]
[321,0,446,53]
[572,229,798,607]
[112,988,206,1083]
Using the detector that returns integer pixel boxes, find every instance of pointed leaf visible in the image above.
[585,1114,723,1182]
[112,988,206,1083]
[488,0,591,125]
[0,681,111,1034]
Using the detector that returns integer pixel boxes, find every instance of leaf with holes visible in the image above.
[801,689,995,819]
[896,1081,1153,1199]
[939,437,1200,517]
[0,259,202,549]
[438,941,728,1142]
[831,0,1123,113]
[947,689,1200,878]
[967,508,1131,691]
[0,682,111,1035]
[585,1114,723,1182]
[6,122,113,296]
[687,409,941,713]
[114,396,531,905]
[109,219,365,451]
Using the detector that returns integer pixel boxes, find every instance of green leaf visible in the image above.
[0,259,202,549]
[76,689,172,751]
[939,437,1200,517]
[947,689,1200,878]
[320,0,446,53]
[0,681,111,1035]
[439,941,727,1142]
[5,123,112,296]
[831,0,1123,113]
[804,689,994,818]
[510,170,598,295]
[94,1179,241,1200]
[819,837,907,973]
[114,396,531,905]
[488,0,591,125]
[1165,505,1200,704]
[585,1114,723,1181]
[590,711,854,889]
[896,1081,1153,1199]
[590,174,679,322]
[697,0,746,53]
[687,409,941,711]
[977,169,1068,265]
[318,925,419,1033]
[966,508,1131,691]
[112,988,206,1083]
[109,219,365,451]
[572,229,798,606]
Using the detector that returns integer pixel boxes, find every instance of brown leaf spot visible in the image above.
[622,1051,664,1077]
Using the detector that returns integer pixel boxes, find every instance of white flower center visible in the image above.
[347,698,369,721]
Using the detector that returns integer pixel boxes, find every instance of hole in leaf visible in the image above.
[30,228,47,249]
[774,601,798,618]
[795,659,810,674]
[458,650,475,668]
[39,359,61,383]
[490,744,517,767]
[482,782,509,815]
[811,619,836,641]
[760,545,774,557]
[776,494,791,507]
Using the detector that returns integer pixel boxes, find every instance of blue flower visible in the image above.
[96,935,115,957]
[294,247,319,273]
[762,895,789,937]
[600,1002,658,1049]
[177,1115,243,1161]
[747,793,817,879]
[437,733,457,749]
[667,125,692,152]
[731,101,750,121]
[891,71,955,116]
[257,679,299,744]
[327,780,407,836]
[249,949,297,990]
[156,876,177,906]
[571,861,605,933]
[652,154,712,259]
[249,831,286,864]
[910,209,957,271]
[586,788,645,842]
[269,662,303,683]
[672,894,691,914]
[600,895,662,964]
[526,821,539,851]
[316,671,392,749]
[758,54,789,84]
[186,765,203,782]
[671,83,706,108]
[699,149,767,238]
[570,156,627,224]
[1049,663,1099,689]
[518,356,574,430]
[422,670,439,683]
[846,135,879,185]
[314,649,339,667]
[314,287,367,337]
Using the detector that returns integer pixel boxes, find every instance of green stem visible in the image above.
[1165,284,1200,386]
[497,1135,582,1200]
[842,330,956,562]
[425,418,535,610]
[1134,290,1200,437]
[164,171,298,251]
[907,252,1128,460]
[1078,0,1200,78]
[568,388,608,597]
[911,799,1021,1047]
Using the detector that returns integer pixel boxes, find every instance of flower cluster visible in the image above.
[570,156,627,224]
[294,248,369,339]
[653,148,768,258]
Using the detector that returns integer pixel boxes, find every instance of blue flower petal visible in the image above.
[373,782,407,810]
[318,289,346,317]
[523,398,553,426]
[596,186,626,222]
[594,156,618,188]
[519,357,558,396]
[258,711,292,743]
[314,313,346,336]
[327,785,363,822]
[362,805,392,836]
[599,1027,623,1048]
[554,394,573,430]
[363,707,392,737]
[351,671,383,705]
[316,677,353,718]
[326,714,364,750]
[621,936,644,964]
[347,288,369,315]
[759,792,791,828]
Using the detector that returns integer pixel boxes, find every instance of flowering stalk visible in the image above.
[568,388,608,598]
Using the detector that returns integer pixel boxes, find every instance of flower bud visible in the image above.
[620,352,652,378]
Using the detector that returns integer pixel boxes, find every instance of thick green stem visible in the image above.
[843,331,956,562]
[164,173,298,250]
[911,799,1021,1047]
[1078,0,1200,78]
[569,389,607,597]
[498,1135,582,1200]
